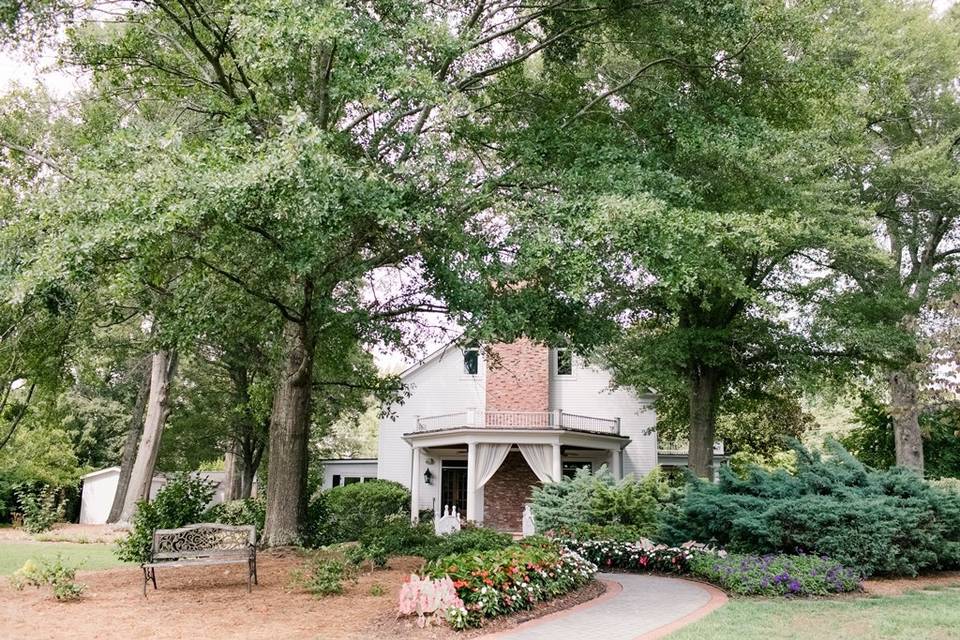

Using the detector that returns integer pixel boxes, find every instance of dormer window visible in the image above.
[463,346,479,375]
[556,348,573,376]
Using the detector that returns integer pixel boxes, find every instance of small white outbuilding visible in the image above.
[78,467,165,524]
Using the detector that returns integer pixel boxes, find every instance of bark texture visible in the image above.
[262,319,314,547]
[107,359,152,523]
[223,445,242,502]
[688,365,722,479]
[118,350,179,522]
[888,368,925,473]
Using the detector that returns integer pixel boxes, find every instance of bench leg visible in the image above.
[151,567,158,590]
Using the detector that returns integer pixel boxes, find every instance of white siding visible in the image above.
[79,470,120,525]
[322,460,379,489]
[377,345,486,511]
[548,352,658,478]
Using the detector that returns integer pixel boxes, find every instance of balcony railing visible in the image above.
[415,410,620,435]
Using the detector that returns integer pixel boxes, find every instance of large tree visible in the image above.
[0,0,674,544]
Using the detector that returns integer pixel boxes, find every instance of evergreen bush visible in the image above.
[325,480,409,542]
[202,497,266,539]
[663,442,960,576]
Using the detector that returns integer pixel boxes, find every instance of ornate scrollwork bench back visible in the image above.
[141,523,257,596]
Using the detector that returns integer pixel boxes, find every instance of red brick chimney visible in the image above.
[484,339,550,412]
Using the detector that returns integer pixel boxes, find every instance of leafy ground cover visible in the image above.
[668,588,960,640]
[0,542,126,575]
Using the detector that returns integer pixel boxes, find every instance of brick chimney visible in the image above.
[484,339,550,412]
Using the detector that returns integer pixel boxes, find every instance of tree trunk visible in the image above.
[888,368,925,473]
[118,350,179,522]
[262,319,315,547]
[107,359,151,523]
[223,444,242,502]
[688,365,722,479]
[240,437,264,499]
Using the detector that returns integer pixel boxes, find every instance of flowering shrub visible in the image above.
[397,575,465,628]
[689,552,862,596]
[420,540,597,629]
[11,556,85,601]
[560,538,712,574]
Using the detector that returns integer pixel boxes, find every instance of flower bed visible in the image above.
[411,539,598,629]
[560,538,710,574]
[689,552,862,596]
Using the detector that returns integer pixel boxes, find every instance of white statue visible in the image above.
[522,504,536,537]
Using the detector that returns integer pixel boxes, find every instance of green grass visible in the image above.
[0,542,129,575]
[669,589,960,640]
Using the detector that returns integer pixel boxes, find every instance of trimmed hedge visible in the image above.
[325,480,409,543]
[358,519,514,561]
[663,442,960,576]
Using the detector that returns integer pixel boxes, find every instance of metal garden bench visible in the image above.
[141,523,258,596]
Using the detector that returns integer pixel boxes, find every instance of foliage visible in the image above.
[300,488,331,549]
[115,474,216,563]
[559,539,709,574]
[14,485,64,534]
[10,556,85,600]
[325,480,410,543]
[357,518,513,562]
[397,575,465,629]
[727,451,798,479]
[841,395,960,478]
[663,442,960,576]
[293,555,358,598]
[201,497,266,540]
[423,540,596,629]
[548,523,654,543]
[689,553,861,597]
[531,466,671,534]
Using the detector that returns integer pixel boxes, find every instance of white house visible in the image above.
[321,458,379,489]
[374,339,657,532]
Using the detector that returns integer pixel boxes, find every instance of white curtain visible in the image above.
[519,444,556,483]
[475,443,512,488]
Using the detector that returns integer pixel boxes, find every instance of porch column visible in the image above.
[610,447,623,481]
[410,446,421,523]
[551,443,562,483]
[466,440,478,522]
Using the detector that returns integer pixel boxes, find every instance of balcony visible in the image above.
[415,410,621,435]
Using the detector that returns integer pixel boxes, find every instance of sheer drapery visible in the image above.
[519,444,556,483]
[475,443,512,488]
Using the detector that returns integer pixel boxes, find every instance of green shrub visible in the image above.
[293,555,358,597]
[560,538,707,573]
[115,474,215,563]
[423,539,597,628]
[11,556,86,600]
[689,553,862,596]
[325,480,409,542]
[553,522,652,542]
[357,518,513,561]
[201,497,266,539]
[531,466,673,534]
[15,485,65,534]
[664,441,960,576]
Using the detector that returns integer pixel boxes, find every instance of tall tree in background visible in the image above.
[826,2,960,473]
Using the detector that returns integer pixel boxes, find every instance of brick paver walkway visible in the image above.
[486,573,725,640]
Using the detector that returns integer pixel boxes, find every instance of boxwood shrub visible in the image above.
[325,480,410,543]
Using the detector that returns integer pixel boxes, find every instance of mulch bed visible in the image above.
[862,571,960,597]
[0,549,607,640]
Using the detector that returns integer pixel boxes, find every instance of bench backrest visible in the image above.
[151,523,256,561]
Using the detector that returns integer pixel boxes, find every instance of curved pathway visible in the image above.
[485,573,727,640]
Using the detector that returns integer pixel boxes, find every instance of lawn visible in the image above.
[0,542,128,575]
[669,589,960,640]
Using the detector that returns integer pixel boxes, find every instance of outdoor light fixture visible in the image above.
[423,468,433,485]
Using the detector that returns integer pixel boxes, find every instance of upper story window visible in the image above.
[463,346,479,375]
[556,348,573,376]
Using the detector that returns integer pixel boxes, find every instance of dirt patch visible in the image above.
[862,571,960,597]
[0,523,128,544]
[0,551,606,640]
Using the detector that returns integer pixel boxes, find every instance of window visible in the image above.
[332,474,341,487]
[556,348,573,376]
[463,346,479,375]
[343,476,362,485]
[562,462,592,479]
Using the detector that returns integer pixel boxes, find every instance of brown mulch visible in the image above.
[0,523,128,544]
[0,551,607,640]
[862,571,960,597]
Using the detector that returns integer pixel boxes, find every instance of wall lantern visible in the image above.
[423,468,433,485]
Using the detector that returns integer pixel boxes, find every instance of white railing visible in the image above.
[415,410,620,435]
[658,440,725,455]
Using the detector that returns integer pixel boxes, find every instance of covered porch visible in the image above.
[403,419,630,532]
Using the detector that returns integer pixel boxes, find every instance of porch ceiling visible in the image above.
[401,426,630,450]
